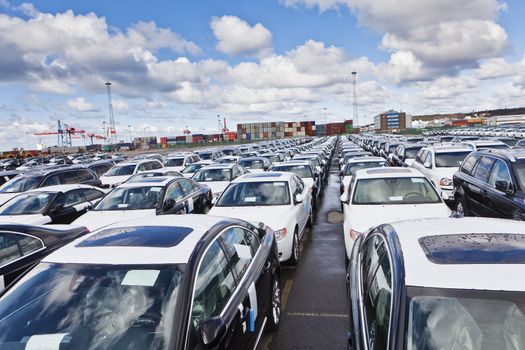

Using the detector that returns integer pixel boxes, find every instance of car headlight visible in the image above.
[439,178,452,187]
[274,228,287,241]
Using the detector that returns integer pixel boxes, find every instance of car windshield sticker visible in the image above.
[150,187,162,192]
[205,178,213,181]
[25,333,70,350]
[244,197,256,202]
[122,270,160,287]
[117,204,129,208]
[273,182,285,186]
[411,178,425,183]
[389,196,403,201]
[234,243,252,259]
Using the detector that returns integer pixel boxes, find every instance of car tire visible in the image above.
[456,195,469,217]
[288,228,301,266]
[266,276,281,333]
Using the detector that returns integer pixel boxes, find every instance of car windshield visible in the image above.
[352,177,441,205]
[105,165,136,176]
[265,155,281,163]
[217,181,290,206]
[181,164,204,174]
[0,262,182,350]
[297,157,320,167]
[435,152,471,167]
[406,287,525,350]
[344,161,388,176]
[0,176,42,193]
[222,149,235,155]
[198,153,213,160]
[239,159,265,169]
[193,168,232,182]
[477,143,510,150]
[406,148,422,158]
[0,192,55,215]
[96,186,163,210]
[216,158,237,164]
[272,165,312,178]
[164,158,184,167]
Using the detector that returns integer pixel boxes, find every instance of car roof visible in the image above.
[232,171,293,183]
[26,184,101,193]
[200,163,235,169]
[43,215,229,265]
[117,177,174,187]
[347,156,386,163]
[354,167,422,179]
[275,160,311,166]
[389,217,525,291]
[476,148,525,161]
[425,144,473,152]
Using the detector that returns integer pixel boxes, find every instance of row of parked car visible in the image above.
[0,136,336,349]
[337,134,525,349]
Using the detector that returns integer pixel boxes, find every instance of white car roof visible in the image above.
[347,156,386,163]
[353,167,424,179]
[117,177,174,188]
[43,215,228,265]
[26,184,100,193]
[201,163,235,169]
[232,171,294,183]
[426,144,473,153]
[390,217,525,291]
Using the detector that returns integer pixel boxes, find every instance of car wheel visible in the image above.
[456,196,469,217]
[266,276,281,333]
[288,228,301,266]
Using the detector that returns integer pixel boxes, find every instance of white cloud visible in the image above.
[476,57,516,80]
[211,16,272,57]
[67,97,98,112]
[112,99,129,112]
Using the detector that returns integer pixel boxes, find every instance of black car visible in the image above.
[391,143,425,167]
[0,215,280,349]
[453,149,525,219]
[0,170,19,186]
[84,159,116,176]
[0,159,22,171]
[0,166,101,204]
[0,224,89,290]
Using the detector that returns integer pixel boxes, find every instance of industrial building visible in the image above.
[486,114,525,126]
[374,110,411,131]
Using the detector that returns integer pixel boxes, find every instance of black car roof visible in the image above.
[0,224,89,247]
[472,148,525,162]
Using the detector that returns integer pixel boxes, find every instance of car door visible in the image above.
[486,159,518,219]
[0,231,44,290]
[160,181,187,214]
[359,234,393,350]
[219,227,271,347]
[292,175,310,235]
[468,156,495,216]
[179,178,199,213]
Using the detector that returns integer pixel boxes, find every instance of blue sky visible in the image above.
[0,0,524,149]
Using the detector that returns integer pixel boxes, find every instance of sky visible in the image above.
[1,0,525,149]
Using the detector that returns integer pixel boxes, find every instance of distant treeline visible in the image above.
[413,107,525,122]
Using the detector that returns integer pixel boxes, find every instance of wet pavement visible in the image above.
[260,149,349,349]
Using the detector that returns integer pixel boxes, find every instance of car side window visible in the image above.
[220,227,258,282]
[77,170,96,182]
[0,232,43,267]
[191,240,236,328]
[473,156,495,182]
[488,159,512,187]
[62,171,79,184]
[42,174,61,187]
[295,176,305,193]
[361,235,385,289]
[424,152,433,166]
[63,189,87,207]
[82,189,104,202]
[150,161,163,170]
[165,181,184,201]
[137,163,147,172]
[179,179,195,197]
[461,155,479,175]
[232,167,240,179]
[363,242,392,350]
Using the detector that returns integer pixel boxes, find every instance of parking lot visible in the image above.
[261,152,348,349]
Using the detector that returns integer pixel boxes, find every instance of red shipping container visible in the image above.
[160,137,168,145]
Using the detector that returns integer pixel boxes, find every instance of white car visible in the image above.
[0,184,104,225]
[191,163,247,200]
[180,160,213,178]
[73,177,211,231]
[215,155,240,164]
[410,144,473,202]
[339,156,388,194]
[262,153,286,166]
[209,172,312,264]
[340,167,451,262]
[462,139,511,150]
[99,159,163,188]
[163,154,200,172]
[237,157,271,173]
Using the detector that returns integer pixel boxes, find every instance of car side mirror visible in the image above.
[201,316,227,348]
[495,180,513,194]
[294,194,304,204]
[340,192,350,204]
[211,196,218,205]
[424,161,432,169]
[164,198,175,210]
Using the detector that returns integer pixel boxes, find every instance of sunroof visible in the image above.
[77,226,193,248]
[419,233,525,264]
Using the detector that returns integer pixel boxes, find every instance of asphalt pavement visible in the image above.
[261,149,349,350]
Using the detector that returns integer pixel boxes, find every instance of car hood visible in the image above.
[0,193,19,206]
[100,175,130,186]
[0,214,51,225]
[72,209,156,231]
[200,181,230,195]
[209,205,292,231]
[348,203,451,233]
